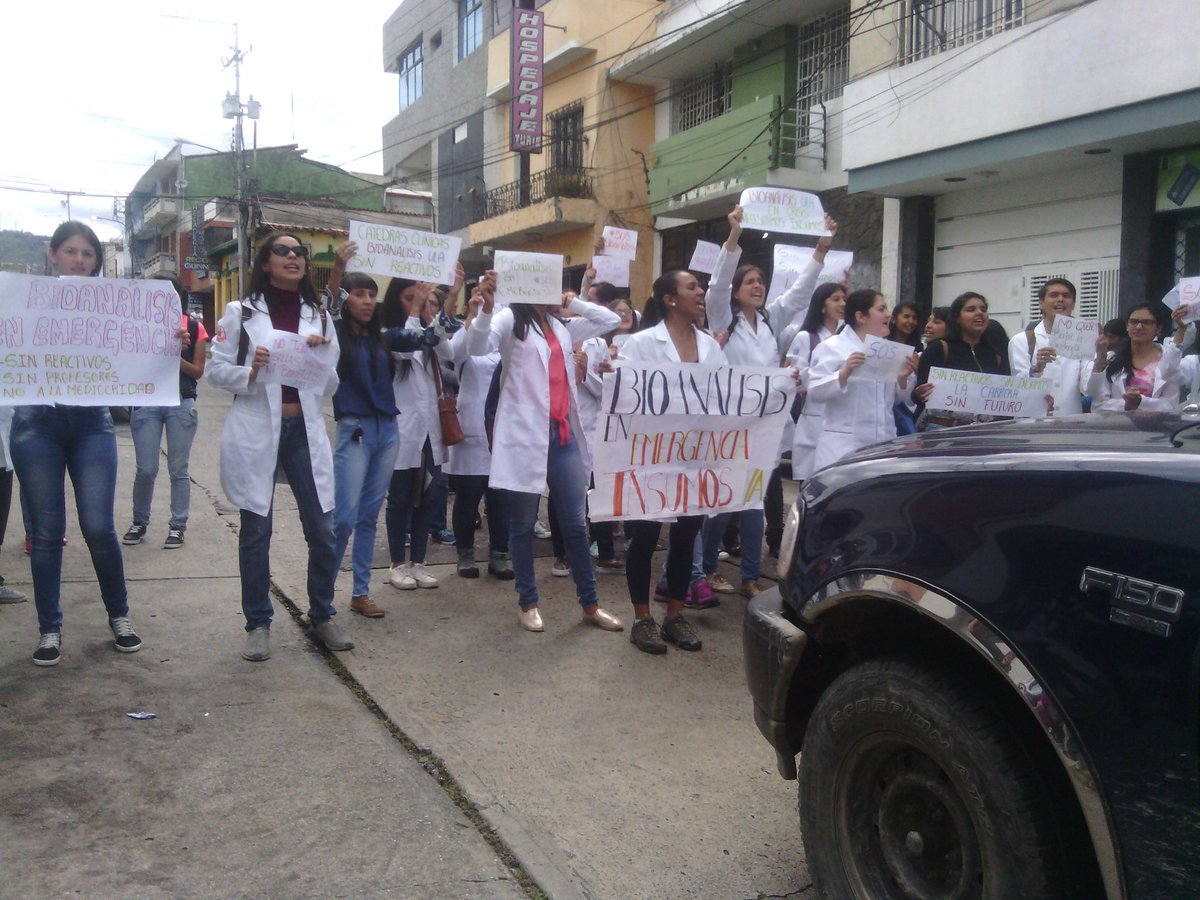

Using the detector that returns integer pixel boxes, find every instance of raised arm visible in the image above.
[564,296,620,343]
[768,214,839,341]
[704,206,743,335]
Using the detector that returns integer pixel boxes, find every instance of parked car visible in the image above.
[744,410,1200,898]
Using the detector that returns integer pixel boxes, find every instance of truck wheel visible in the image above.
[799,657,1063,899]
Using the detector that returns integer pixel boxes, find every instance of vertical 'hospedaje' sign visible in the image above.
[510,9,544,153]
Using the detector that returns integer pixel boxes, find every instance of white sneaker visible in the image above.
[533,520,552,540]
[389,565,417,590]
[551,558,571,577]
[589,541,599,559]
[408,562,439,589]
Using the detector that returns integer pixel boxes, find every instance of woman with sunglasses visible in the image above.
[12,222,142,666]
[208,233,348,662]
[1088,304,1179,412]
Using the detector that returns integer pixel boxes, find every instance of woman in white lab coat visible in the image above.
[446,287,511,580]
[468,274,622,634]
[208,232,348,662]
[785,282,846,481]
[808,289,917,472]
[1088,303,1180,412]
[618,270,728,655]
[380,277,457,591]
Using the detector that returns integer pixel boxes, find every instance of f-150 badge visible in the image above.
[1080,567,1184,637]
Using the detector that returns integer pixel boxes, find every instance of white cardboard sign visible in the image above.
[852,336,915,382]
[600,226,638,261]
[1049,314,1101,360]
[252,328,338,393]
[591,255,630,288]
[347,220,462,285]
[688,240,721,275]
[589,362,794,522]
[0,273,182,406]
[817,249,854,285]
[926,367,1053,418]
[494,251,564,306]
[739,187,831,237]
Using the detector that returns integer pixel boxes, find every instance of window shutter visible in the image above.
[1022,258,1119,327]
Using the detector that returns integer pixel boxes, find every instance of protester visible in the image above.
[123,276,207,550]
[605,298,640,356]
[447,288,512,580]
[1088,304,1178,412]
[887,302,924,435]
[808,289,917,469]
[13,222,141,666]
[617,269,727,654]
[1162,307,1200,404]
[0,407,27,605]
[784,283,847,488]
[1008,278,1091,416]
[324,242,440,619]
[381,272,459,590]
[468,272,623,635]
[208,232,349,661]
[923,306,951,343]
[913,292,1012,430]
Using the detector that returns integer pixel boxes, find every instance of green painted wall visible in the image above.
[731,26,796,110]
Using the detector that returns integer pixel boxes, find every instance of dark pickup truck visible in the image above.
[744,411,1200,899]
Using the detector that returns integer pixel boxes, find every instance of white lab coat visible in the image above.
[705,246,822,364]
[785,325,835,481]
[808,328,910,472]
[445,324,498,477]
[468,299,620,495]
[1087,345,1181,412]
[0,406,12,470]
[576,335,611,473]
[617,320,727,366]
[1160,340,1200,404]
[206,295,339,517]
[1007,321,1091,416]
[392,315,456,470]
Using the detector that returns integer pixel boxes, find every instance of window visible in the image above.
[548,101,585,172]
[901,0,1025,64]
[670,62,733,135]
[453,122,469,144]
[459,0,483,61]
[398,38,423,110]
[795,6,851,146]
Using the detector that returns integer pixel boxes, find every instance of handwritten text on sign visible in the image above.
[1049,314,1101,360]
[852,336,915,382]
[347,220,462,285]
[0,273,182,406]
[688,240,721,275]
[739,187,831,237]
[495,251,563,306]
[253,329,338,393]
[600,226,638,261]
[926,367,1053,418]
[589,362,794,522]
[590,255,630,288]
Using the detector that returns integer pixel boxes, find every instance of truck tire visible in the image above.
[799,656,1064,899]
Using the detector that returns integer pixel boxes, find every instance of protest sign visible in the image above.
[494,251,563,306]
[1175,277,1200,323]
[739,187,830,237]
[590,255,630,288]
[600,226,638,261]
[1049,314,1101,360]
[347,220,462,285]
[818,249,854,285]
[925,367,1053,419]
[765,244,811,303]
[589,362,794,521]
[852,336,915,382]
[688,240,721,275]
[0,273,182,406]
[252,329,338,393]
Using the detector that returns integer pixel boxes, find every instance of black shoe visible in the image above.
[110,617,142,653]
[33,632,62,667]
[163,529,185,549]
[661,614,702,651]
[457,551,480,579]
[630,617,667,655]
[122,524,146,545]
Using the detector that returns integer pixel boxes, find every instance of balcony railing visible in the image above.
[476,167,593,221]
[142,252,178,278]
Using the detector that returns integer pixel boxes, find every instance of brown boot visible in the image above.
[350,595,385,618]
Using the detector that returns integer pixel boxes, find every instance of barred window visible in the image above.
[670,61,733,135]
[548,101,585,172]
[399,38,423,110]
[901,0,1025,64]
[795,6,851,146]
[459,0,483,61]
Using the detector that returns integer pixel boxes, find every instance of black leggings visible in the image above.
[625,516,703,608]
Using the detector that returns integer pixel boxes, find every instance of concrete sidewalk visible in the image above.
[0,409,527,898]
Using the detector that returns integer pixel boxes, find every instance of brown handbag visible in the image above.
[429,355,464,446]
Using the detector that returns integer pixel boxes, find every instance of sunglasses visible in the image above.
[269,244,308,259]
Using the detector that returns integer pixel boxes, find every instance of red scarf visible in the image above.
[543,324,571,446]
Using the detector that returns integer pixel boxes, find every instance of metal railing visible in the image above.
[477,167,593,220]
[899,0,1025,64]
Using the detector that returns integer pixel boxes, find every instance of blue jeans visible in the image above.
[239,414,338,631]
[333,414,399,596]
[452,473,508,554]
[130,399,198,531]
[505,422,597,610]
[427,469,449,535]
[10,406,128,634]
[386,439,439,565]
[703,508,764,582]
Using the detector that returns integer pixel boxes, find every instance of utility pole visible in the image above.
[222,25,260,299]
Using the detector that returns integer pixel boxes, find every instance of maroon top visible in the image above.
[266,285,302,405]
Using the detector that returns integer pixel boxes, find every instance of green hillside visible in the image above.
[0,230,50,273]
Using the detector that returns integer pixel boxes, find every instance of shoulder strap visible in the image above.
[809,331,821,353]
[1026,321,1037,358]
[186,315,199,345]
[236,303,255,367]
[939,339,949,360]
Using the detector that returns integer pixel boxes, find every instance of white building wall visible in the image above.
[931,159,1123,334]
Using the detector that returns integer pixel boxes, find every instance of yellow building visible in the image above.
[471,0,659,302]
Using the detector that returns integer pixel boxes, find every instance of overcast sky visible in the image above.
[2,0,407,241]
